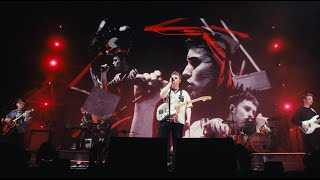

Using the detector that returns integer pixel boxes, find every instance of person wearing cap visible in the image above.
[2,98,32,149]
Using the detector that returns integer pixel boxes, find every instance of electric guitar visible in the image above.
[300,115,320,134]
[156,96,212,122]
[1,108,34,135]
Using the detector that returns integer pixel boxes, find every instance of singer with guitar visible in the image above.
[2,98,32,149]
[291,93,320,153]
[158,71,193,169]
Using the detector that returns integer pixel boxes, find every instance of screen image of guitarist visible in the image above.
[1,98,33,149]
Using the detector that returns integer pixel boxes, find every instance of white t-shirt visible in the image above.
[166,89,193,125]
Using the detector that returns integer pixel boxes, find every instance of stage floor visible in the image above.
[52,150,306,172]
[251,152,305,172]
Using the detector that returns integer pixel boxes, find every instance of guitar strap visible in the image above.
[310,108,317,114]
[179,89,184,102]
[168,88,172,118]
[16,110,23,118]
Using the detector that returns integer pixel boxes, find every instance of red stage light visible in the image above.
[49,59,57,67]
[269,39,283,52]
[40,100,50,108]
[44,57,62,72]
[50,37,63,49]
[54,42,60,47]
[282,102,293,112]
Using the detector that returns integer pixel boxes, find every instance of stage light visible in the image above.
[44,57,62,72]
[281,102,293,112]
[40,100,51,109]
[54,41,60,47]
[269,39,283,52]
[49,59,57,67]
[52,39,63,49]
[284,104,290,109]
[43,101,49,107]
[49,36,64,49]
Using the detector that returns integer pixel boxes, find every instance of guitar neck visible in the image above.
[12,114,24,123]
[175,97,204,109]
[12,109,34,123]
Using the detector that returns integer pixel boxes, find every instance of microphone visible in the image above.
[96,19,107,34]
[90,19,108,47]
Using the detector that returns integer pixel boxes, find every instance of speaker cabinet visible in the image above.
[175,138,237,177]
[107,137,168,176]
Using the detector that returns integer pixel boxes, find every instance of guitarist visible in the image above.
[76,106,95,150]
[291,93,320,153]
[2,98,32,149]
[159,71,193,168]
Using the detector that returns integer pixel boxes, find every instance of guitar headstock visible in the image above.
[200,96,212,101]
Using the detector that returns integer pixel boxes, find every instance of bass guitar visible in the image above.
[1,108,34,135]
[156,96,212,122]
[300,114,320,134]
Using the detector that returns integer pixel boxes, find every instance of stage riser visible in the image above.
[251,153,305,172]
[59,150,89,161]
[58,150,90,169]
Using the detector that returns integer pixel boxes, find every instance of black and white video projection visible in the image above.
[1,1,320,154]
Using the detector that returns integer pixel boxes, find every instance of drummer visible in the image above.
[184,90,269,142]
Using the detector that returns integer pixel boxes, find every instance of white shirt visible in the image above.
[166,89,192,125]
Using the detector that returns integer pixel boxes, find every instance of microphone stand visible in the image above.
[168,87,172,120]
[231,113,235,135]
[167,86,173,167]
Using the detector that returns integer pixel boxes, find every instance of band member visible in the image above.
[159,71,193,167]
[2,98,32,149]
[80,107,93,127]
[184,90,265,139]
[182,36,239,123]
[291,93,320,153]
[77,107,95,150]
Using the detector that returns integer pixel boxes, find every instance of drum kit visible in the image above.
[225,117,277,153]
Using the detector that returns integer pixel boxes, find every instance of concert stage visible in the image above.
[53,150,306,172]
[23,137,309,179]
[30,150,305,172]
[251,152,305,172]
